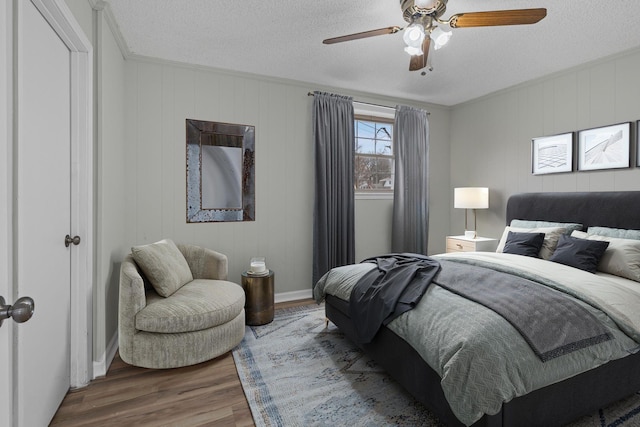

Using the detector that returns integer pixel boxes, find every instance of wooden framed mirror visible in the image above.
[186,119,255,222]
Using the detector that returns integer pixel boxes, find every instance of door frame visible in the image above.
[1,1,93,422]
[31,0,95,390]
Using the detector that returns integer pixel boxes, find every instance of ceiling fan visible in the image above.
[323,0,546,72]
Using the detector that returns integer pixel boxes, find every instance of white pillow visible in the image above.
[496,226,566,260]
[571,230,589,239]
[571,230,640,282]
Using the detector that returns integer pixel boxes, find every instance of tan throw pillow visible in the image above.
[131,239,193,297]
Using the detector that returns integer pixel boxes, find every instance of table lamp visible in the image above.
[454,187,489,239]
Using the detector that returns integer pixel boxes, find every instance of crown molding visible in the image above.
[89,0,131,59]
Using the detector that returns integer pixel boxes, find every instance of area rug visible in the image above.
[232,304,640,427]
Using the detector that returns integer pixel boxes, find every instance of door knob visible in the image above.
[0,296,35,328]
[65,234,81,247]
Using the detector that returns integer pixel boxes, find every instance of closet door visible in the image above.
[1,0,92,424]
[14,0,73,424]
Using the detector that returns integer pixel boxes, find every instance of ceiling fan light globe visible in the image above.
[403,23,425,47]
[414,0,439,9]
[430,26,452,50]
[404,45,423,56]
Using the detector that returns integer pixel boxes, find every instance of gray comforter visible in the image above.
[313,252,640,426]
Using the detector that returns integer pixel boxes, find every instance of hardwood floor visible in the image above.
[50,299,316,426]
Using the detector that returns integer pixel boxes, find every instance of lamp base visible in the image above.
[464,230,477,239]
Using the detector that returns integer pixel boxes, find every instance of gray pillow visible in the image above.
[549,234,609,273]
[131,239,193,297]
[497,226,565,260]
[502,231,545,258]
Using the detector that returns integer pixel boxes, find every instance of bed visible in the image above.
[313,191,640,427]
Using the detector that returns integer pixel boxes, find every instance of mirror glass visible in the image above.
[186,119,255,222]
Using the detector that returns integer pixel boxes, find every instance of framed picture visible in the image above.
[577,122,631,171]
[531,132,574,175]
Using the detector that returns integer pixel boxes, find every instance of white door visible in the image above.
[0,1,12,423]
[15,0,73,424]
[1,0,93,425]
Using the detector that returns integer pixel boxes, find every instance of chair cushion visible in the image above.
[136,279,245,334]
[131,239,193,297]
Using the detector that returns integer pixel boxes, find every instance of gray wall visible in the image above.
[95,6,128,371]
[449,48,640,241]
[67,0,640,375]
[66,0,451,369]
[123,60,451,299]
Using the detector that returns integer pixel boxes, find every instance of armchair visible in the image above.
[119,241,245,369]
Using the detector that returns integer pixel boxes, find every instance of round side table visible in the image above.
[240,270,274,326]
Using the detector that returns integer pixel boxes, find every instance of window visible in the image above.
[354,115,394,196]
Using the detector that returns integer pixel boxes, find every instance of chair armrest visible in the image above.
[118,255,148,361]
[177,243,228,280]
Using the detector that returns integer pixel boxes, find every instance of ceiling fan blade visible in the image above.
[449,8,547,28]
[323,26,401,44]
[409,37,431,71]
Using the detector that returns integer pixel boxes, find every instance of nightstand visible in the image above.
[446,235,498,253]
[241,270,274,326]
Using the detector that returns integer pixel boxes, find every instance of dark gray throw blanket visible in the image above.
[349,253,441,344]
[434,259,613,362]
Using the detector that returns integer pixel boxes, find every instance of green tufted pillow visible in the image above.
[587,226,640,241]
[510,219,583,235]
[131,239,193,297]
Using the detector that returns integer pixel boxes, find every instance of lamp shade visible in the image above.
[454,187,489,209]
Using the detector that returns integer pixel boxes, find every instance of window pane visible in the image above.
[355,155,394,191]
[376,139,392,155]
[356,137,376,155]
[355,116,394,194]
[376,125,392,141]
[356,120,375,139]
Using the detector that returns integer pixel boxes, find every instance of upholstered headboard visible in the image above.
[506,191,640,231]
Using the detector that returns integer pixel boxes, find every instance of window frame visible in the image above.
[354,112,395,200]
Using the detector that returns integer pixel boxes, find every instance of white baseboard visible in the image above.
[274,289,313,303]
[93,331,119,379]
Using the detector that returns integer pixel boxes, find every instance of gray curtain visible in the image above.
[392,105,430,254]
[312,91,355,286]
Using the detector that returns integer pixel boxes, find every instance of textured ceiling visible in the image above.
[104,0,640,106]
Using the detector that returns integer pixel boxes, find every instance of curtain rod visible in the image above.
[307,92,429,115]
